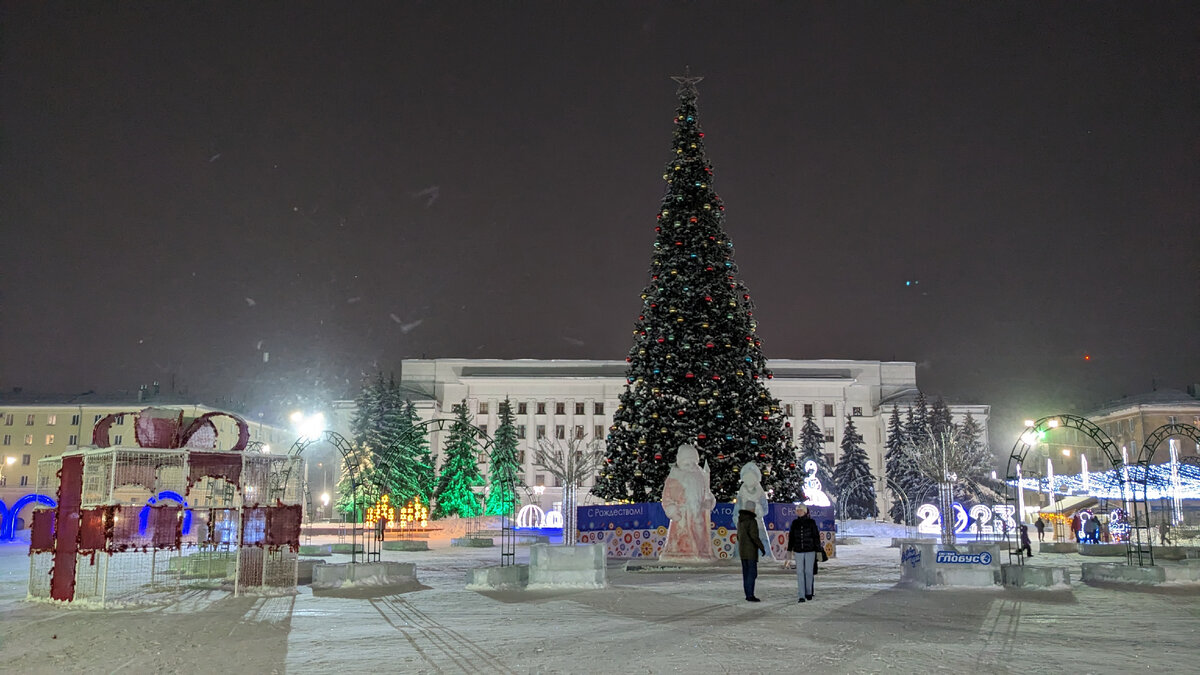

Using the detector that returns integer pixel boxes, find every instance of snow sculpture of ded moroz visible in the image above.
[735,461,776,561]
[658,444,717,563]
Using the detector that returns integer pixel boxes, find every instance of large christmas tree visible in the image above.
[432,401,485,518]
[593,74,801,503]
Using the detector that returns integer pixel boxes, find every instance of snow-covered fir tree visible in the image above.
[833,415,877,519]
[797,407,836,502]
[432,401,485,518]
[484,398,521,516]
[903,395,937,507]
[884,405,914,523]
[593,74,801,502]
[396,399,436,507]
[928,396,954,439]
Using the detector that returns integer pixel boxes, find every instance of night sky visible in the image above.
[2,2,1197,443]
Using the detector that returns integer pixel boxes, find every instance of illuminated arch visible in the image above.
[0,494,57,540]
[138,490,193,536]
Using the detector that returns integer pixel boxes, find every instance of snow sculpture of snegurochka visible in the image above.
[735,461,776,561]
[658,444,717,563]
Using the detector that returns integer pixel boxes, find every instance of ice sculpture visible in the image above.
[659,444,717,563]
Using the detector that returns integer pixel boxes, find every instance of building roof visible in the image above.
[1086,389,1200,417]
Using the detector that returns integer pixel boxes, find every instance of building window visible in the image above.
[518,402,528,415]
[574,402,583,415]
[536,402,546,415]
[113,435,123,445]
[595,425,605,440]
[824,453,835,467]
[555,425,565,440]
[536,425,546,439]
[24,435,33,446]
[852,407,863,417]
[94,414,102,423]
[3,414,11,425]
[785,404,793,416]
[594,403,604,415]
[45,434,54,445]
[803,404,813,416]
[68,435,78,445]
[47,414,57,426]
[823,405,834,417]
[1168,416,1177,425]
[518,450,526,464]
[555,402,565,415]
[19,476,28,487]
[479,425,488,437]
[824,427,834,443]
[517,426,526,439]
[22,454,31,465]
[71,414,80,426]
[115,414,125,425]
[2,435,9,445]
[478,402,489,415]
[534,474,546,487]
[26,414,35,426]
[574,425,584,440]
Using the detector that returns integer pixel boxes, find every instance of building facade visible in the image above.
[0,393,296,533]
[329,359,990,515]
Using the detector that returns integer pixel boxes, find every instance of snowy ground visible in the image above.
[1,531,1198,674]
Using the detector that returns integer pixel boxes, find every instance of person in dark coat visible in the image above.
[1071,513,1082,543]
[736,504,766,602]
[787,504,824,602]
[1018,524,1034,558]
[1034,517,1046,542]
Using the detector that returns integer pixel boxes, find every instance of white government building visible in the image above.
[331,358,989,516]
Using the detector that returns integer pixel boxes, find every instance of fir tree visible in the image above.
[903,395,937,508]
[951,411,1000,503]
[349,374,433,507]
[396,399,436,507]
[432,401,484,518]
[929,396,954,439]
[833,415,877,519]
[883,405,912,523]
[798,408,836,502]
[484,398,521,516]
[594,74,800,503]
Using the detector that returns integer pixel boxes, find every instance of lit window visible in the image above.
[535,474,546,487]
[575,403,585,415]
[3,415,11,426]
[26,414,35,426]
[555,402,565,415]
[852,407,863,417]
[45,434,54,445]
[47,414,57,426]
[594,403,604,415]
[536,403,546,415]
[24,435,33,446]
[518,402,528,415]
[824,405,834,417]
[478,402,489,415]
[556,425,565,439]
[536,425,546,439]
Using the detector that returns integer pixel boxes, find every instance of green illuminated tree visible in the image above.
[593,74,800,503]
[432,401,484,519]
[484,398,522,516]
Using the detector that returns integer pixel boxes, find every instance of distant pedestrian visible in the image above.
[1083,516,1099,544]
[1034,517,1046,542]
[1018,524,1034,558]
[1159,521,1172,546]
[974,517,983,539]
[787,504,825,603]
[737,503,766,602]
[1071,514,1082,543]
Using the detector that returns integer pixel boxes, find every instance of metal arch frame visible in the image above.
[1005,414,1126,566]
[287,430,371,562]
[1132,423,1200,566]
[834,474,885,523]
[408,417,524,567]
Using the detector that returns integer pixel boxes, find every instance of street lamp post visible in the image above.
[0,456,15,486]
